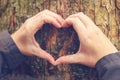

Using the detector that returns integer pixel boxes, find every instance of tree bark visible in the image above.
[0,0,120,80]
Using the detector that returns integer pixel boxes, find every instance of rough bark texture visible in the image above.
[0,0,120,80]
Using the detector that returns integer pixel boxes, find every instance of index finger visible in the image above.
[62,17,87,40]
[78,12,95,28]
[36,10,64,27]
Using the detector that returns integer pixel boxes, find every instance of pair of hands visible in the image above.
[11,10,118,67]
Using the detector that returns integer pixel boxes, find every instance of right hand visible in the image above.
[55,12,118,67]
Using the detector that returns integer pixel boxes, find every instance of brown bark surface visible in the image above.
[0,0,120,80]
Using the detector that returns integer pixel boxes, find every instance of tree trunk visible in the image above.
[0,0,120,80]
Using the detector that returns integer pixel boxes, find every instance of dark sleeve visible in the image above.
[95,52,120,80]
[0,31,27,78]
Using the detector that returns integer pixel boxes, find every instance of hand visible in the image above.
[55,12,118,67]
[11,10,64,65]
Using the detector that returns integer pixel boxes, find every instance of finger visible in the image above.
[62,17,87,40]
[55,53,85,65]
[62,14,84,27]
[35,48,55,65]
[77,12,95,28]
[32,15,62,34]
[36,10,64,27]
[62,14,77,28]
[44,15,62,28]
[46,10,65,26]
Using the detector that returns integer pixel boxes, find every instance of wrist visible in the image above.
[95,49,118,67]
[11,28,25,55]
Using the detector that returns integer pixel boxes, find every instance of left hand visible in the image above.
[11,10,64,65]
[55,12,118,67]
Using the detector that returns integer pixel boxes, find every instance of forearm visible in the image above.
[0,31,27,78]
[96,52,120,80]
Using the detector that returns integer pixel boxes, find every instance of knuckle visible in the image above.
[78,12,84,15]
[68,17,80,25]
[69,14,77,18]
[24,18,31,25]
[58,14,62,18]
[43,9,49,13]
[73,17,80,23]
[39,12,46,21]
[41,13,46,18]
[74,17,80,21]
[41,9,50,17]
[69,17,79,21]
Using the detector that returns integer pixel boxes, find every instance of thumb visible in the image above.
[35,48,55,65]
[55,53,85,65]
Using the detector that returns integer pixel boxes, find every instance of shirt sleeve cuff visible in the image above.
[95,52,120,78]
[0,31,27,70]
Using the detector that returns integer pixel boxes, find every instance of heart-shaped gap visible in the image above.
[35,23,80,60]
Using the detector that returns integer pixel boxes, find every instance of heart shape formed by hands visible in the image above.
[33,11,117,68]
[12,10,116,68]
[28,11,106,67]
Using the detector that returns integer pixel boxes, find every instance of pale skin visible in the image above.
[55,12,118,67]
[11,10,64,65]
[11,10,118,67]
